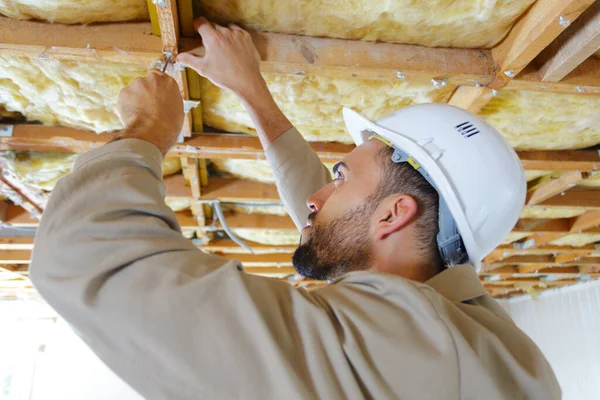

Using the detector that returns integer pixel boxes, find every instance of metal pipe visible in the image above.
[212,201,254,254]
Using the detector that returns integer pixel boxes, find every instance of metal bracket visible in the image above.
[0,124,14,137]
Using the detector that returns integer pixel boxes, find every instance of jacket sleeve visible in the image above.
[28,139,334,400]
[264,127,333,231]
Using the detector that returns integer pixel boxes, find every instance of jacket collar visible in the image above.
[425,264,487,302]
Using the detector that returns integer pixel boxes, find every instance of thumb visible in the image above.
[177,52,205,72]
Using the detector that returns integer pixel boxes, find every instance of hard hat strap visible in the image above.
[389,146,469,267]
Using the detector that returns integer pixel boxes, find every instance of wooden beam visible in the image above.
[538,1,600,82]
[509,55,600,94]
[570,210,600,232]
[179,32,496,86]
[152,0,180,55]
[492,0,596,78]
[0,250,31,264]
[517,149,600,172]
[0,17,162,65]
[526,171,586,205]
[201,178,280,203]
[538,187,600,208]
[4,125,598,171]
[447,86,495,113]
[554,250,593,264]
[200,239,296,254]
[216,252,293,267]
[202,212,295,231]
[0,237,34,250]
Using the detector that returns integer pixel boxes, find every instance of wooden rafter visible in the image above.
[2,125,598,171]
[526,170,587,205]
[492,0,597,79]
[570,210,600,232]
[537,1,600,82]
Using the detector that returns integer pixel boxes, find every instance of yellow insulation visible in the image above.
[520,207,588,219]
[480,90,600,150]
[211,158,335,185]
[0,0,149,24]
[196,0,535,48]
[578,173,600,188]
[225,204,288,217]
[201,75,454,143]
[501,232,531,245]
[549,234,600,247]
[1,151,182,191]
[0,55,148,133]
[165,198,192,212]
[525,170,552,182]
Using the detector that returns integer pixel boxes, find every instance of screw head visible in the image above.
[396,71,405,80]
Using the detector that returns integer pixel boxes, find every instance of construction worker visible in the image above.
[31,17,561,399]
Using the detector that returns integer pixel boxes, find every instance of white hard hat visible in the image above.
[343,103,526,271]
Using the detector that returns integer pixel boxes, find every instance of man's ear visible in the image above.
[374,194,418,240]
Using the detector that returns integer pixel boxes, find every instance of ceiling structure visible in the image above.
[0,0,600,300]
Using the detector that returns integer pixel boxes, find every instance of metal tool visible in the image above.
[161,54,172,73]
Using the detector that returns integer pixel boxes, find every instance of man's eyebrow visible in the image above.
[332,162,349,175]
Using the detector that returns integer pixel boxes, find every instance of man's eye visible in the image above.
[334,171,344,180]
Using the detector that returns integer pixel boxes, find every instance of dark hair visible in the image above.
[373,146,444,271]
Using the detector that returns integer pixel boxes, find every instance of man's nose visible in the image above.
[307,183,334,213]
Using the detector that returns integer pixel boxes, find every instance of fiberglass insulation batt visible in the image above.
[195,0,536,48]
[0,0,148,24]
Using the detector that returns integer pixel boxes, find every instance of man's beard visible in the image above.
[292,200,375,281]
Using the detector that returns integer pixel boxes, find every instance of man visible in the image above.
[31,18,560,399]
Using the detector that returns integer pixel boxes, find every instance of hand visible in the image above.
[115,70,184,155]
[177,17,267,101]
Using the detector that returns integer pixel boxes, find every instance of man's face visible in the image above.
[292,139,386,280]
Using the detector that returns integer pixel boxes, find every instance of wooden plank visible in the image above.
[202,212,296,231]
[152,0,180,55]
[492,0,596,78]
[0,237,34,250]
[538,187,600,208]
[4,125,599,172]
[243,267,296,276]
[526,171,586,205]
[538,1,600,82]
[509,55,600,94]
[0,17,162,65]
[200,239,296,254]
[570,210,600,232]
[0,250,31,264]
[485,244,598,262]
[201,178,280,203]
[518,149,600,172]
[216,252,293,267]
[554,251,594,264]
[177,0,196,37]
[447,86,495,113]
[180,32,496,85]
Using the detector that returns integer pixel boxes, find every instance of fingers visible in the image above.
[177,52,205,72]
[228,23,244,32]
[194,17,216,39]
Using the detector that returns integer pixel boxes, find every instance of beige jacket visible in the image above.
[31,129,561,400]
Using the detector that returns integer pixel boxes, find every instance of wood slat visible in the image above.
[0,17,162,65]
[4,125,598,171]
[526,170,586,205]
[509,55,600,94]
[492,0,596,78]
[537,1,600,82]
[179,32,495,85]
[570,210,600,232]
[447,86,495,113]
[538,187,600,208]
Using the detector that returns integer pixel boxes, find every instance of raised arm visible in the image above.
[178,18,331,230]
[29,71,335,399]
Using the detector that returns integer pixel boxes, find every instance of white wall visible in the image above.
[500,280,600,400]
[30,319,143,400]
